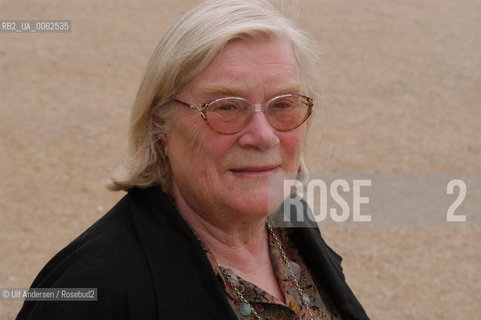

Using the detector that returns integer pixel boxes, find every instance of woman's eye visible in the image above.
[218,104,238,111]
[272,102,292,109]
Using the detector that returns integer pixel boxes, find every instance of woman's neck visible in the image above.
[172,185,270,274]
[171,186,286,304]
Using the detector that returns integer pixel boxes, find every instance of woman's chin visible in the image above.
[224,192,276,218]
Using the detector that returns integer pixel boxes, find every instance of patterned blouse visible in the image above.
[201,226,343,320]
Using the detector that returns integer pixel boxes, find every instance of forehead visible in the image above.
[187,37,302,99]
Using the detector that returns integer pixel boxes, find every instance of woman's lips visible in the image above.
[229,166,279,178]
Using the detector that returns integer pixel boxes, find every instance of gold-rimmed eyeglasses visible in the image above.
[173,93,314,135]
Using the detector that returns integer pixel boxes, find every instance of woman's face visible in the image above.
[164,37,306,220]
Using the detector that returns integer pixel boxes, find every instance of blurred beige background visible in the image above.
[1,0,480,319]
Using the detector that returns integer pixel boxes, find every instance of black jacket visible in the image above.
[17,186,370,319]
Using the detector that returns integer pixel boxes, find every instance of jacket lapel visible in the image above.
[290,227,370,320]
[128,187,237,320]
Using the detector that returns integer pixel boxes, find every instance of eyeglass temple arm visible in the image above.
[172,99,198,110]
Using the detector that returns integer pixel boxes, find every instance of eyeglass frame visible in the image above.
[172,93,314,135]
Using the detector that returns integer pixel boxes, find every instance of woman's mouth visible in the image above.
[229,166,279,178]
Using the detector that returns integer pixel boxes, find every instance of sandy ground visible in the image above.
[1,0,480,319]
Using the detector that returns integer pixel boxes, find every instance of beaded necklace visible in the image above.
[184,217,324,320]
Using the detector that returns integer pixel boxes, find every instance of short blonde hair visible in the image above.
[108,0,319,192]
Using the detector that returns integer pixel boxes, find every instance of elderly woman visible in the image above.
[17,1,369,319]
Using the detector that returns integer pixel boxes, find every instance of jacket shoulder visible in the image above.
[17,194,156,319]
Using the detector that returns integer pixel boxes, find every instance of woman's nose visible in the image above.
[237,110,280,151]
